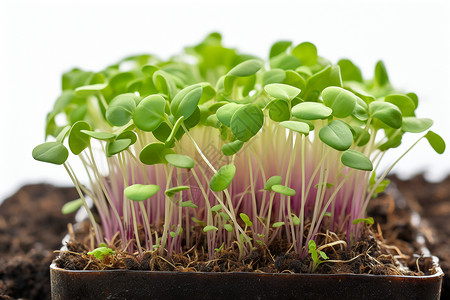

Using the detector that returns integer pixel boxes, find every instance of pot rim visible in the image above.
[50,255,444,279]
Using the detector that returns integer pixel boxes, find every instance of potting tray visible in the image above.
[50,260,443,300]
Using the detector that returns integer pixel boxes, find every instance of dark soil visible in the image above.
[0,184,77,300]
[391,174,450,300]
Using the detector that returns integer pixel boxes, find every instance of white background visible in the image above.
[1,0,449,202]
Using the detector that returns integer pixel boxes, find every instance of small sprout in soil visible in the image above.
[215,243,225,253]
[87,243,115,260]
[308,240,329,272]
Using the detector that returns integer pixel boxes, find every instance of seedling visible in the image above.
[87,243,115,260]
[308,240,328,271]
[33,33,445,262]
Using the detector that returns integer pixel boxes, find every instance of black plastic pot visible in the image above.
[51,260,443,300]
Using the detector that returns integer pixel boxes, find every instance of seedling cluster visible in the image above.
[33,33,445,262]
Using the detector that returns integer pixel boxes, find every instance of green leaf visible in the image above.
[87,246,115,260]
[61,198,83,214]
[385,94,415,116]
[303,65,342,102]
[352,217,374,225]
[191,217,206,227]
[270,53,301,70]
[153,70,175,97]
[203,225,218,232]
[272,221,285,228]
[425,131,446,154]
[378,134,402,151]
[124,184,160,201]
[222,140,244,156]
[285,70,306,90]
[271,184,296,196]
[216,103,242,127]
[55,125,71,143]
[268,100,290,122]
[292,102,332,120]
[269,41,292,58]
[341,150,373,171]
[264,83,301,101]
[209,164,236,192]
[240,213,253,227]
[319,251,329,260]
[292,42,317,66]
[80,130,116,141]
[142,64,159,77]
[74,83,108,97]
[68,121,91,155]
[152,122,172,142]
[224,224,233,232]
[133,94,166,132]
[215,242,225,252]
[184,107,201,129]
[351,126,370,146]
[375,179,390,194]
[263,69,286,85]
[280,121,310,135]
[52,90,74,115]
[211,204,222,213]
[264,176,282,190]
[170,231,177,238]
[308,240,317,251]
[32,142,69,165]
[180,200,198,208]
[337,59,363,82]
[62,68,93,90]
[220,212,230,221]
[165,186,190,197]
[319,120,353,151]
[374,60,389,87]
[227,59,263,77]
[292,214,300,226]
[165,154,194,169]
[198,82,216,104]
[406,92,419,108]
[352,97,369,121]
[117,130,137,145]
[230,104,264,142]
[314,182,334,189]
[402,117,433,133]
[170,85,203,119]
[369,101,402,129]
[140,142,175,165]
[106,93,138,126]
[110,72,135,94]
[106,139,132,156]
[322,87,357,118]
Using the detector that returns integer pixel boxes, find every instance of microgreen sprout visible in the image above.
[308,240,329,271]
[33,33,445,263]
[352,217,374,225]
[87,243,115,260]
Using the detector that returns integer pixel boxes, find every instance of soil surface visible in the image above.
[391,174,450,300]
[0,177,449,299]
[0,184,77,300]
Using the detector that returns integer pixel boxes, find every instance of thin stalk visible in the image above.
[63,163,102,244]
[159,165,174,255]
